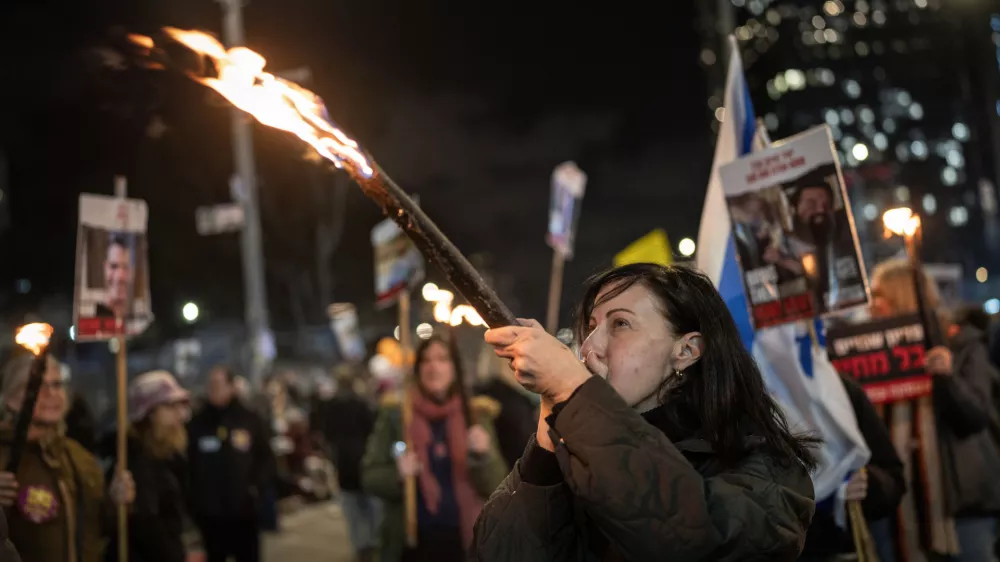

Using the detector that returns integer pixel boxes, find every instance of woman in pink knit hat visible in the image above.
[106,370,195,562]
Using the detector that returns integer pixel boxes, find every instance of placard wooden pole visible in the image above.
[114,175,129,562]
[545,251,566,334]
[397,290,417,548]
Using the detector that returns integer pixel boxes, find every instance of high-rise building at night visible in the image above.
[698,0,1000,301]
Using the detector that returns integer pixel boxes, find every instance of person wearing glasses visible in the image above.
[0,353,134,562]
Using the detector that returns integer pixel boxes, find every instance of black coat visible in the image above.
[799,375,906,558]
[0,504,20,562]
[474,379,537,470]
[471,377,816,561]
[187,400,273,520]
[106,435,188,562]
[319,391,375,492]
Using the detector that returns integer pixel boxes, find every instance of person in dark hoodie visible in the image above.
[873,262,1000,562]
[321,366,381,562]
[0,505,19,562]
[106,371,191,562]
[187,366,273,562]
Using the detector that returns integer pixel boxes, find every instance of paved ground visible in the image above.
[264,501,354,561]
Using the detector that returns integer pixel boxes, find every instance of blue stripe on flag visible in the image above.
[719,79,759,351]
[740,83,757,155]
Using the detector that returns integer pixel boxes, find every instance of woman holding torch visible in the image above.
[0,352,134,562]
[871,259,1000,562]
[473,264,818,561]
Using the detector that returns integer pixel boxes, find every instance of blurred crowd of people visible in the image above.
[0,260,997,562]
[0,322,539,562]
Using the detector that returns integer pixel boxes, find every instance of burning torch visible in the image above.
[128,28,522,548]
[136,28,518,329]
[6,323,55,473]
[882,207,942,346]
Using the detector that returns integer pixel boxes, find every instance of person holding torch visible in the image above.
[472,264,818,561]
[0,327,134,562]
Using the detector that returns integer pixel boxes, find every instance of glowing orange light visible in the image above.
[882,207,921,238]
[15,323,53,356]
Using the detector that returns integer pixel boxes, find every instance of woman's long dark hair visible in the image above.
[574,263,818,469]
[414,333,471,424]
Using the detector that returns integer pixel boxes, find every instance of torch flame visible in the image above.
[450,305,486,327]
[159,27,373,177]
[15,323,54,356]
[127,33,155,50]
[882,207,921,238]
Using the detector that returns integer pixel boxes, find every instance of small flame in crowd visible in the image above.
[15,323,54,356]
[422,283,485,327]
[450,305,485,327]
[882,207,921,238]
[139,28,373,177]
[127,33,155,50]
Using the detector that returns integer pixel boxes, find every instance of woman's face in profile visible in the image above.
[580,282,676,411]
[418,341,456,400]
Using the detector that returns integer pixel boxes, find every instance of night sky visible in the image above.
[0,0,711,338]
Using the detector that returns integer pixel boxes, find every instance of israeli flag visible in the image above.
[696,37,869,524]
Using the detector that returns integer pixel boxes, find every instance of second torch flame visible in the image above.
[15,323,54,356]
[156,28,373,178]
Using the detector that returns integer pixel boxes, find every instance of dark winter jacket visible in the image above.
[0,428,109,562]
[105,433,188,562]
[0,504,19,562]
[800,375,906,557]
[474,379,537,470]
[320,391,375,491]
[471,377,816,562]
[936,324,1000,516]
[187,400,273,520]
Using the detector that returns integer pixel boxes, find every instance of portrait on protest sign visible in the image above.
[827,314,931,403]
[73,194,153,341]
[371,216,425,308]
[720,125,869,328]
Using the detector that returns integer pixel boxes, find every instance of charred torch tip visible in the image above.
[14,323,54,356]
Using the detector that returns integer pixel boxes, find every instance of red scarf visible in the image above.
[407,390,483,547]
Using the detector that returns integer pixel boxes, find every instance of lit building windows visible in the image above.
[946,150,965,168]
[923,194,938,214]
[952,122,970,141]
[844,79,862,98]
[948,206,969,227]
[874,133,889,150]
[942,167,959,186]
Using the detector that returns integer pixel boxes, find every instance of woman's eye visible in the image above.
[613,318,630,330]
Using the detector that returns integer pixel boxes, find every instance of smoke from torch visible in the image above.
[6,323,55,473]
[133,29,517,328]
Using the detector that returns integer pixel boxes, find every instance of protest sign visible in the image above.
[328,302,366,362]
[372,216,425,308]
[546,162,587,259]
[827,314,931,403]
[719,125,868,328]
[73,194,153,341]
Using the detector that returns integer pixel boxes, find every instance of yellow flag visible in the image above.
[614,229,673,267]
